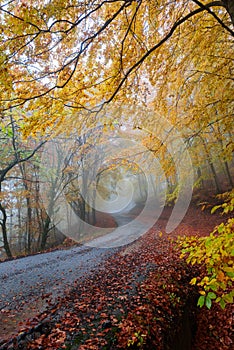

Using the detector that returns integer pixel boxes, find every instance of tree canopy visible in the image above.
[0,0,233,137]
[0,1,233,260]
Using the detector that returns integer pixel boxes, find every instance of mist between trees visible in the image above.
[0,0,234,258]
[0,115,233,259]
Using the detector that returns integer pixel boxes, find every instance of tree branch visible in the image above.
[191,0,234,34]
[0,141,46,183]
[104,2,234,105]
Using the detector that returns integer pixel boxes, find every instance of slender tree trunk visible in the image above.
[209,161,222,193]
[197,167,204,188]
[26,198,32,253]
[224,161,233,188]
[166,177,174,194]
[20,171,33,254]
[201,138,222,193]
[17,203,23,251]
[212,123,233,191]
[0,201,12,258]
[149,174,157,196]
[138,173,147,200]
[92,189,96,225]
[41,214,51,251]
[86,194,90,223]
[80,198,86,221]
[36,207,42,249]
[17,162,30,252]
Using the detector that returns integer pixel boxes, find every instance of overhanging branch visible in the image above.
[104,1,234,105]
[192,0,234,32]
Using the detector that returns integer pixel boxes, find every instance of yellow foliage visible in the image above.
[0,0,232,142]
[178,191,234,309]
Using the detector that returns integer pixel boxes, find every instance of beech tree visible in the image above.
[0,1,233,267]
[0,116,44,257]
[0,1,232,180]
[0,1,233,133]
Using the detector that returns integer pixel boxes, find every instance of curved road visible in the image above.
[0,209,141,341]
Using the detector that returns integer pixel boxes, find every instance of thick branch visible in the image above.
[221,0,234,25]
[192,0,234,32]
[0,141,46,183]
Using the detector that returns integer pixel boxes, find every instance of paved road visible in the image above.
[0,245,117,340]
[0,245,116,311]
[0,209,140,341]
[89,205,158,248]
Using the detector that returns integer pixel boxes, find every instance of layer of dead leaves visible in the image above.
[1,205,233,350]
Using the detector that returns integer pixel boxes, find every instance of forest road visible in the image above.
[0,244,118,340]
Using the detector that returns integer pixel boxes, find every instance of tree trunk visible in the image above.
[0,201,13,258]
[92,189,97,225]
[209,161,222,193]
[224,161,233,188]
[201,138,222,193]
[40,214,51,251]
[197,167,204,188]
[40,188,56,251]
[26,197,32,253]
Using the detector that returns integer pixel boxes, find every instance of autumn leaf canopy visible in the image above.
[0,0,233,136]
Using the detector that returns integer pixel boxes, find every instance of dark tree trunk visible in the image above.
[209,161,222,193]
[197,167,204,188]
[224,161,233,188]
[26,196,32,253]
[201,138,222,194]
[0,202,12,258]
[40,214,51,251]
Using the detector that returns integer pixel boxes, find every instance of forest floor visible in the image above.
[0,204,233,350]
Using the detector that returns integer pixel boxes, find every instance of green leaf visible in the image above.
[207,292,216,299]
[210,284,218,291]
[226,271,234,278]
[205,296,212,309]
[223,293,233,303]
[224,207,229,214]
[197,296,205,308]
[220,299,226,309]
